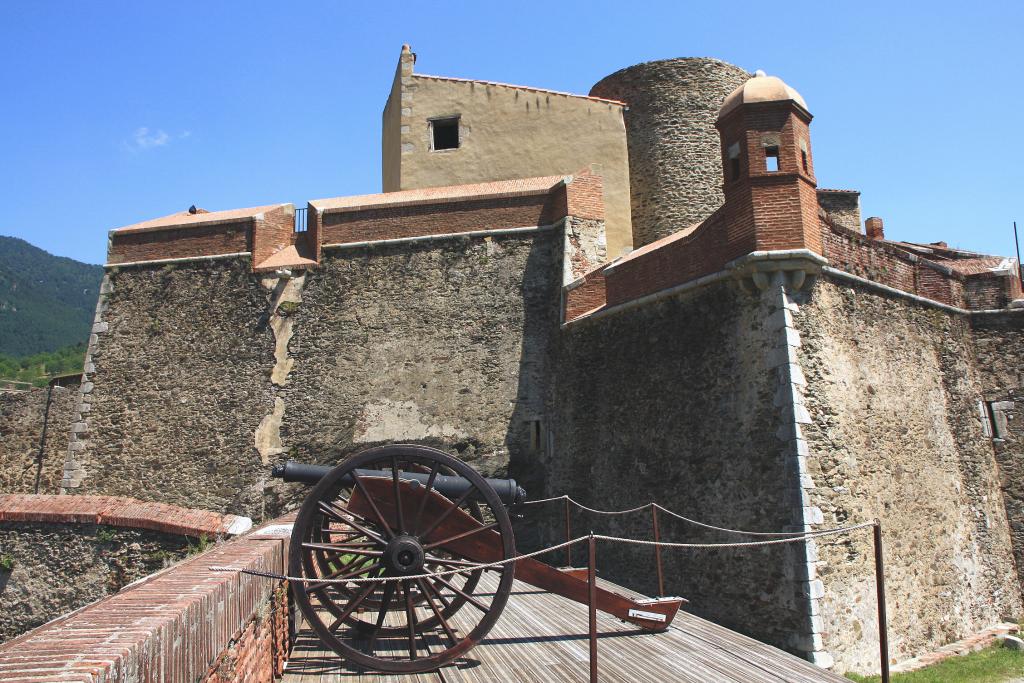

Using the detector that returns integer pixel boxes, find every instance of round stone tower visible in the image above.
[590,58,750,248]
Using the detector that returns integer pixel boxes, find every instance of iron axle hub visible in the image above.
[384,534,425,575]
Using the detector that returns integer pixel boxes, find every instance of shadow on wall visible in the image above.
[504,236,562,551]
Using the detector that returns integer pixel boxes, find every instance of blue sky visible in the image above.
[1,1,1022,265]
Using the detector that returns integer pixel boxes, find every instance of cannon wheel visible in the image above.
[289,444,516,673]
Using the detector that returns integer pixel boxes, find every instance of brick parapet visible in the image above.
[820,213,1022,311]
[564,168,605,221]
[318,171,601,247]
[0,516,292,683]
[104,174,602,274]
[108,219,252,266]
[107,205,301,274]
[0,494,251,538]
[602,206,738,307]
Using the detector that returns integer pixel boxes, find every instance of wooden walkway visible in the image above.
[282,574,848,683]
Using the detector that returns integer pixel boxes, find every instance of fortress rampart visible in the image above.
[63,174,606,526]
[1,48,1021,676]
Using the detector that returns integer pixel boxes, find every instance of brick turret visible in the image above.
[715,71,821,256]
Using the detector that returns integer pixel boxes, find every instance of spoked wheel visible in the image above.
[289,444,516,673]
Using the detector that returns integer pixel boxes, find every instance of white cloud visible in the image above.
[122,127,193,152]
[132,127,169,149]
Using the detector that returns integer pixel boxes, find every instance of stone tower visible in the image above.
[590,58,749,248]
[715,71,821,255]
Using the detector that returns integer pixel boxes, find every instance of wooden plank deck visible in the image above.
[282,574,848,682]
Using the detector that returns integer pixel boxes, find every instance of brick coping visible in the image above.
[0,514,293,682]
[309,175,566,215]
[0,493,252,539]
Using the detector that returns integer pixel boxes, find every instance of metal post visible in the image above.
[33,382,56,494]
[873,520,890,683]
[588,533,598,683]
[565,497,573,567]
[652,505,665,597]
[1015,222,1022,283]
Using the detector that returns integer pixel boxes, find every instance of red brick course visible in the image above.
[203,585,289,683]
[108,220,251,265]
[0,494,247,539]
[564,169,605,221]
[565,266,607,322]
[0,516,292,683]
[319,169,601,247]
[321,193,558,245]
[107,205,299,273]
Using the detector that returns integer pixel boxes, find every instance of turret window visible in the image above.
[727,142,741,181]
[800,139,809,173]
[764,145,780,172]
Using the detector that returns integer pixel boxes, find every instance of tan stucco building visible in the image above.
[382,45,633,258]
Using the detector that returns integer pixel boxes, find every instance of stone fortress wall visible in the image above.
[543,280,809,654]
[58,175,605,526]
[0,383,77,495]
[793,278,1020,671]
[543,263,1024,673]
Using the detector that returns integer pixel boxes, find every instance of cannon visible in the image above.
[275,444,684,673]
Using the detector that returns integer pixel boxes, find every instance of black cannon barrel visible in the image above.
[271,461,526,506]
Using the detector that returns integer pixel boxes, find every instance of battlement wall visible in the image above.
[0,494,249,644]
[551,265,1023,674]
[797,278,1022,672]
[820,216,1022,311]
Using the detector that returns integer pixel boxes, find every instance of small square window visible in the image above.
[764,145,780,172]
[431,117,459,151]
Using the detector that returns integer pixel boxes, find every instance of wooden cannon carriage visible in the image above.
[273,444,684,673]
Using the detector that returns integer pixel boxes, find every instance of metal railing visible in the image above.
[294,207,308,233]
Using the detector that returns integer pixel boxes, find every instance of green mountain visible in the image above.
[0,236,103,357]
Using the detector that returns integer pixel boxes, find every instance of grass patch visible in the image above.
[186,533,213,556]
[0,554,14,572]
[846,645,1024,683]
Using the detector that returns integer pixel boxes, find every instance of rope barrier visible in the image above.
[210,536,589,584]
[209,522,874,585]
[520,494,812,536]
[593,521,875,549]
[651,504,809,537]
